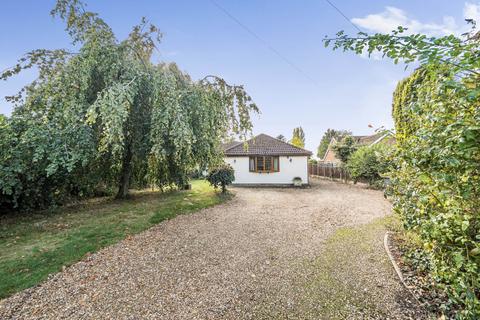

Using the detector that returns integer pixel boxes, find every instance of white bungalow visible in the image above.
[223,134,312,186]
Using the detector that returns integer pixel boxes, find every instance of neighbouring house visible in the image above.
[223,133,312,186]
[321,131,395,165]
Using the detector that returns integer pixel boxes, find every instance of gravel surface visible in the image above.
[0,179,421,319]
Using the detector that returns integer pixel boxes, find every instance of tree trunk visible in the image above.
[116,142,133,199]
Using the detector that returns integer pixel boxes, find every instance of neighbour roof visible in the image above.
[330,132,394,147]
[354,132,385,145]
[223,133,312,156]
[322,132,394,161]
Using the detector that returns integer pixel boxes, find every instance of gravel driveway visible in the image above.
[0,179,423,319]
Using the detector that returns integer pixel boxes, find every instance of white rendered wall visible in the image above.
[224,156,309,185]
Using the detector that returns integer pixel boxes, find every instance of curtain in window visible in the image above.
[273,157,279,171]
[249,157,255,172]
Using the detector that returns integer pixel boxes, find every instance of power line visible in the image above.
[324,0,363,33]
[209,0,320,86]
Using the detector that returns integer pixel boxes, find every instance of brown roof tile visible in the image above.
[224,134,312,156]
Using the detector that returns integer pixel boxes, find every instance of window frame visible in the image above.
[249,156,280,173]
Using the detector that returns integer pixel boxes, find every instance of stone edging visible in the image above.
[384,231,407,286]
[384,231,424,307]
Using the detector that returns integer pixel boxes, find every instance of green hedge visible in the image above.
[347,144,392,188]
[391,65,480,317]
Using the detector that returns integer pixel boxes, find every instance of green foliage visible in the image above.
[347,144,393,188]
[290,127,305,148]
[290,136,304,148]
[323,25,480,77]
[390,66,480,317]
[325,23,480,317]
[332,135,357,164]
[206,163,235,193]
[317,129,351,159]
[392,68,426,144]
[0,0,257,210]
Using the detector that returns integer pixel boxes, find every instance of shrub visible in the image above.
[347,144,393,188]
[206,163,234,193]
[332,135,357,164]
[323,21,480,317]
[391,65,480,317]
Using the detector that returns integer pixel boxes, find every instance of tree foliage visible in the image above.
[206,163,235,193]
[324,24,480,78]
[332,135,357,164]
[317,129,351,159]
[290,127,305,148]
[391,66,480,317]
[325,23,480,317]
[0,0,258,210]
[346,144,392,188]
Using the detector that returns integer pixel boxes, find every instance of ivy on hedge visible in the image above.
[391,65,480,316]
[324,22,480,317]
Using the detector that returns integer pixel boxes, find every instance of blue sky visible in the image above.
[1,0,478,155]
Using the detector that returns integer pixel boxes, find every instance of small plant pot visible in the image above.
[292,177,303,187]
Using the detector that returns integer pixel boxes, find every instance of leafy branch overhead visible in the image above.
[324,24,480,75]
[0,0,258,209]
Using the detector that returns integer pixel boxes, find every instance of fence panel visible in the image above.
[309,163,349,181]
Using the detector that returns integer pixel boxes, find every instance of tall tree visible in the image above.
[0,0,258,209]
[290,127,305,148]
[316,129,351,159]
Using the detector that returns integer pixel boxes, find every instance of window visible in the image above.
[273,157,279,171]
[249,156,280,173]
[249,157,255,171]
[257,156,264,171]
[265,156,272,172]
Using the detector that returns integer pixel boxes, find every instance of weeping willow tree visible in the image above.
[0,0,258,209]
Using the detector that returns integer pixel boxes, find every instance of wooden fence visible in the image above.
[308,163,350,181]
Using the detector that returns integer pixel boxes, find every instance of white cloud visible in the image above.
[464,2,480,22]
[351,2,480,37]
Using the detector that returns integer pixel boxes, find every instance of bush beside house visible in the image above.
[346,144,393,188]
[206,163,235,193]
[332,135,357,164]
[330,134,393,188]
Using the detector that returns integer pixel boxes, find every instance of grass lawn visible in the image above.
[0,180,230,299]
